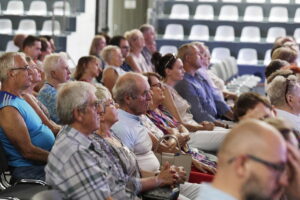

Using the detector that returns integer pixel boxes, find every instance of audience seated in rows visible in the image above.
[175,43,233,126]
[101,45,126,93]
[45,81,183,199]
[0,52,55,181]
[22,35,41,64]
[265,59,289,80]
[125,29,153,73]
[38,53,71,124]
[109,35,132,71]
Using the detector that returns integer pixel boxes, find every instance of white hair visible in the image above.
[43,52,68,80]
[0,52,26,82]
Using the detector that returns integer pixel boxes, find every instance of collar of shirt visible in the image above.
[118,109,141,122]
[62,125,93,149]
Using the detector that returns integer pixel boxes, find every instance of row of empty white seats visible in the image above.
[169,4,300,22]
[163,24,300,44]
[176,0,295,3]
[0,18,61,35]
[0,0,71,16]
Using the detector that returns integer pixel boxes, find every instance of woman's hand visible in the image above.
[192,159,217,174]
[201,121,215,131]
[157,162,178,187]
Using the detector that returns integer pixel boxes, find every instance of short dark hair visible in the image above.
[109,35,126,47]
[143,72,162,86]
[22,35,41,50]
[265,59,289,79]
[233,92,272,121]
[151,52,177,78]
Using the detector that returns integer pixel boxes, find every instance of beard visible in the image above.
[241,173,283,200]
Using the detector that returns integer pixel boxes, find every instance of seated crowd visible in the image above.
[0,25,300,200]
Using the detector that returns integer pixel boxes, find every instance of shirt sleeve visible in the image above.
[59,150,112,200]
[175,79,216,123]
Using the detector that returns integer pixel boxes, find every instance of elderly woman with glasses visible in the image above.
[267,70,300,132]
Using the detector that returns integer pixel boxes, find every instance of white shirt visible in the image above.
[276,108,300,132]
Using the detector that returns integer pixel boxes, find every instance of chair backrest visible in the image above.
[296,0,300,3]
[293,28,300,43]
[237,48,258,65]
[271,0,289,3]
[264,49,272,66]
[163,24,184,40]
[53,1,71,16]
[27,0,47,15]
[240,26,261,42]
[16,19,37,35]
[159,45,178,55]
[268,6,288,22]
[246,0,265,2]
[223,56,238,77]
[40,20,61,35]
[0,19,13,34]
[189,25,209,40]
[198,0,218,2]
[6,40,19,52]
[266,27,286,43]
[170,4,189,19]
[211,47,231,63]
[222,0,241,2]
[210,62,227,81]
[294,8,300,22]
[194,4,214,20]
[219,5,239,21]
[244,6,264,22]
[5,0,24,15]
[214,25,235,41]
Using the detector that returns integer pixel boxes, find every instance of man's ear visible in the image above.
[233,155,249,178]
[50,70,56,79]
[73,108,84,123]
[124,94,132,105]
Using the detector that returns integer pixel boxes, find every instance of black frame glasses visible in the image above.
[151,82,162,89]
[10,65,30,71]
[284,78,290,104]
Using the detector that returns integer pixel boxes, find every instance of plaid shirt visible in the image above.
[45,126,141,199]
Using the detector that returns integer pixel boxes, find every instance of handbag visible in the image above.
[154,135,192,180]
[142,186,180,200]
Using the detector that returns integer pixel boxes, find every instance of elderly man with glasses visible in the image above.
[0,52,55,182]
[267,70,300,132]
[197,119,289,200]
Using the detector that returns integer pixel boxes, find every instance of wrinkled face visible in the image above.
[201,47,211,68]
[128,77,152,115]
[149,75,165,105]
[166,58,185,82]
[143,28,156,44]
[241,103,274,121]
[11,55,32,90]
[101,99,119,125]
[119,39,130,58]
[26,41,41,60]
[110,49,123,67]
[87,59,100,78]
[53,60,71,83]
[80,93,101,133]
[130,33,145,50]
[241,141,288,200]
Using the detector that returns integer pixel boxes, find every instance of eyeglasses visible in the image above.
[228,154,286,173]
[151,82,162,89]
[103,99,119,109]
[78,99,103,111]
[10,65,30,71]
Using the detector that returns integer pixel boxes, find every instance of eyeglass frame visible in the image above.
[150,82,163,89]
[77,99,103,112]
[10,65,30,71]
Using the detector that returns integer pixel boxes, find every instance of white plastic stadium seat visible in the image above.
[198,0,218,2]
[219,5,239,21]
[293,28,300,43]
[237,48,258,65]
[266,27,286,43]
[194,5,214,20]
[214,25,235,41]
[222,0,241,2]
[16,19,37,35]
[264,49,272,66]
[53,1,71,16]
[246,0,265,2]
[27,1,47,16]
[294,8,300,23]
[40,20,61,35]
[189,25,209,41]
[268,7,288,22]
[243,6,264,22]
[240,26,261,42]
[169,4,189,19]
[163,24,184,40]
[5,40,19,52]
[271,0,289,3]
[210,47,231,63]
[159,45,178,55]
[0,19,13,34]
[4,0,24,15]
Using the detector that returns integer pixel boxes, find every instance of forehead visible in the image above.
[136,76,149,91]
[120,39,129,45]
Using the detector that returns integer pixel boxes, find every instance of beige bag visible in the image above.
[154,135,192,179]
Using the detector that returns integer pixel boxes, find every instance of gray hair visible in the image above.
[124,29,143,43]
[0,52,26,82]
[112,72,145,106]
[100,45,120,63]
[43,52,68,80]
[57,81,96,124]
[267,74,298,106]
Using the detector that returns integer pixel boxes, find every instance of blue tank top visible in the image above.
[0,91,55,167]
